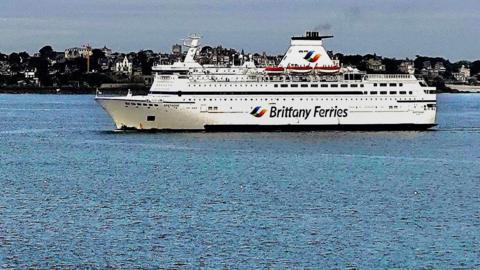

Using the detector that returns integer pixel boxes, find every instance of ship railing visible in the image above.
[365,74,415,80]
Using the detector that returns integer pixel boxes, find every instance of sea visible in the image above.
[0,94,479,269]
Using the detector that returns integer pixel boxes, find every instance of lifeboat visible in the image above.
[314,65,341,74]
[264,66,285,74]
[286,66,313,73]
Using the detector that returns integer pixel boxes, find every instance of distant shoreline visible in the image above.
[0,87,477,95]
[0,87,149,95]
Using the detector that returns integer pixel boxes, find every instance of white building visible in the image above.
[398,61,415,75]
[24,68,36,79]
[460,65,471,78]
[453,65,471,82]
[367,59,386,72]
[65,47,91,59]
[102,46,112,57]
[115,56,133,74]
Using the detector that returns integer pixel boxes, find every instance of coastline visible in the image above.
[0,86,149,95]
[0,86,476,95]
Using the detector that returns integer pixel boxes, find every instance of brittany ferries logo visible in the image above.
[304,50,321,63]
[251,106,349,119]
[250,106,268,117]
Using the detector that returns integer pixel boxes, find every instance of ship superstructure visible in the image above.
[96,32,437,131]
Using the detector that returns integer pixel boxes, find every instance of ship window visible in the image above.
[331,84,338,88]
[370,91,377,94]
[341,84,348,88]
[311,84,318,87]
[400,91,406,94]
[390,83,397,87]
[409,91,413,94]
[300,84,307,88]
[380,83,387,87]
[390,91,397,94]
[380,91,387,95]
[154,104,158,107]
[281,84,288,88]
[321,84,328,88]
[360,84,364,87]
[125,102,130,105]
[399,83,403,86]
[351,84,358,87]
[274,84,278,88]
[291,84,298,88]
[143,103,147,106]
[147,116,155,121]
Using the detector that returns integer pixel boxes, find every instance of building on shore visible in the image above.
[398,60,415,75]
[64,47,91,59]
[366,58,386,72]
[452,65,471,82]
[115,56,133,75]
[102,46,112,58]
[172,44,182,56]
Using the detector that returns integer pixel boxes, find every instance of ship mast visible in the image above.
[182,34,201,63]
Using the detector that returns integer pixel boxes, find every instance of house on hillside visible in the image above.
[452,65,471,83]
[398,61,415,75]
[366,58,386,72]
[64,47,90,59]
[115,56,133,75]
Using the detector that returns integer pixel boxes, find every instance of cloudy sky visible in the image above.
[0,0,478,60]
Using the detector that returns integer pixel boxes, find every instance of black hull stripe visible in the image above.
[163,101,195,104]
[205,124,437,132]
[118,124,437,132]
[397,100,436,103]
[150,91,365,95]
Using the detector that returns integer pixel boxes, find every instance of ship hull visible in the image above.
[96,95,437,131]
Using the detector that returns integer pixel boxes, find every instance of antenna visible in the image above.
[82,43,92,73]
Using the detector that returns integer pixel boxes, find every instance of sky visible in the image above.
[0,0,479,61]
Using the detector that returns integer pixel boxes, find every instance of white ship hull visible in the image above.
[96,89,437,131]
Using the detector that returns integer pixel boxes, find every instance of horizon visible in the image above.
[1,0,479,61]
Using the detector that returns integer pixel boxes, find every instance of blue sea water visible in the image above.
[0,94,479,269]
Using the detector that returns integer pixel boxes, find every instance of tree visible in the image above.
[383,58,402,74]
[85,73,113,87]
[39,45,55,59]
[470,61,480,76]
[138,51,153,75]
[30,57,51,86]
[18,52,30,61]
[8,53,21,64]
[90,49,106,72]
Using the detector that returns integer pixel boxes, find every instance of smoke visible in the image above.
[312,23,333,36]
[313,23,332,32]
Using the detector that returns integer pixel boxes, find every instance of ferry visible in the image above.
[96,32,437,131]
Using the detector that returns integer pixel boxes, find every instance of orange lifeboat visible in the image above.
[265,66,285,73]
[314,65,341,74]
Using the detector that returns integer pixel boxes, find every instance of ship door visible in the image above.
[413,104,423,114]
